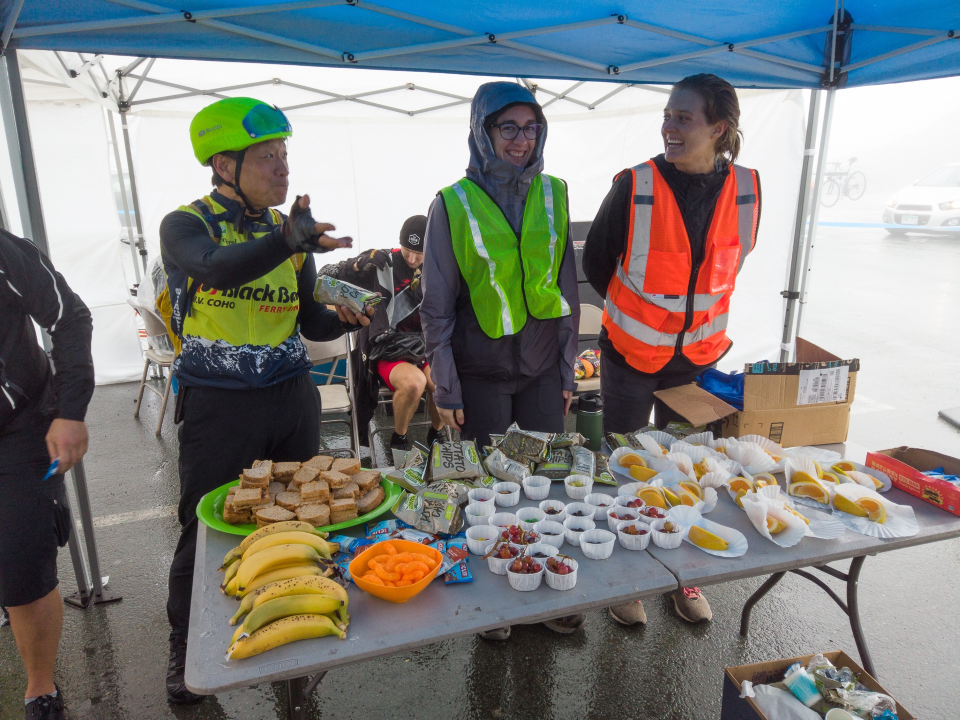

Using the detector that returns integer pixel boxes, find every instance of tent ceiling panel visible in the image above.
[7,1,960,89]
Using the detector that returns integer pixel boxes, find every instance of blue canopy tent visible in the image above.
[0,0,958,644]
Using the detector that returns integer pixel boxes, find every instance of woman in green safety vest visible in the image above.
[421,81,583,639]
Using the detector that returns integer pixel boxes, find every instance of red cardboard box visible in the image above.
[866,447,960,517]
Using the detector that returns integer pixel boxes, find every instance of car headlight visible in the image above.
[939,199,960,210]
[885,199,897,208]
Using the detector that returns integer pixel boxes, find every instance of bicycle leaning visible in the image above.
[821,156,867,207]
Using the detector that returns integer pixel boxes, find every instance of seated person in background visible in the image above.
[330,215,443,451]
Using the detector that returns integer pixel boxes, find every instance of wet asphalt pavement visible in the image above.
[2,221,959,720]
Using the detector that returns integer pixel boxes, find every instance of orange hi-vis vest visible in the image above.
[602,159,759,374]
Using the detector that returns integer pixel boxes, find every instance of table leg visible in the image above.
[846,556,876,678]
[739,571,786,637]
[284,671,327,720]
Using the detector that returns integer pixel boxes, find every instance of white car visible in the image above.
[883,163,960,233]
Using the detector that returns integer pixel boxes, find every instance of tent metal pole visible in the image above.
[780,89,822,361]
[794,87,837,345]
[0,0,25,49]
[119,111,148,273]
[69,460,121,606]
[0,49,49,254]
[105,109,142,283]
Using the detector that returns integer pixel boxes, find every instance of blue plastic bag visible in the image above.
[697,368,745,410]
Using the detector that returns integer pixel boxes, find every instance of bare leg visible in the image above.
[422,365,443,430]
[388,362,427,436]
[7,587,62,699]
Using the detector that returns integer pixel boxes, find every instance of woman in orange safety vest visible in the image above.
[582,73,760,627]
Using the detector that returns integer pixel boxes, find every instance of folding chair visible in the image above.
[368,383,433,467]
[301,335,361,459]
[127,297,176,435]
[575,303,603,396]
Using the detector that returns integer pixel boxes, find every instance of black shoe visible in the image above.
[389,432,411,451]
[167,630,203,704]
[427,426,441,446]
[24,685,64,720]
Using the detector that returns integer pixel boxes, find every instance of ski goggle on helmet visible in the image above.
[189,97,292,166]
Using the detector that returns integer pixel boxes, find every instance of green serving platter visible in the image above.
[196,476,402,537]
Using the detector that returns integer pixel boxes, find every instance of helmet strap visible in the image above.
[224,149,266,216]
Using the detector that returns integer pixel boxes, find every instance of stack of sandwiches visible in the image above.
[222,455,385,528]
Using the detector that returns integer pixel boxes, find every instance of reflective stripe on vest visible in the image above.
[441,175,570,339]
[178,196,302,349]
[602,160,758,373]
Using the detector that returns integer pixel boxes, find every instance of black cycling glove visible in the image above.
[355,249,391,272]
[283,195,330,254]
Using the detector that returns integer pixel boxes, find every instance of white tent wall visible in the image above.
[2,53,806,385]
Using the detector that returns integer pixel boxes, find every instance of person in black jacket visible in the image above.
[583,74,761,629]
[330,215,443,452]
[0,230,94,720]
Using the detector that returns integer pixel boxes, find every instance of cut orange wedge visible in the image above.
[618,453,646,468]
[788,481,830,505]
[629,465,658,482]
[766,516,787,534]
[855,497,886,524]
[688,525,729,551]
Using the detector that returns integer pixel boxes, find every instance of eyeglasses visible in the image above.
[489,122,543,141]
[242,104,292,139]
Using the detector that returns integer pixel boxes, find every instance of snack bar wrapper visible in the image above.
[593,452,618,486]
[499,423,554,463]
[550,432,587,449]
[313,275,382,314]
[429,441,485,481]
[392,487,464,536]
[326,535,373,555]
[535,448,573,479]
[605,432,642,450]
[432,539,473,584]
[571,445,596,478]
[484,449,533,483]
[383,448,428,492]
[488,434,505,448]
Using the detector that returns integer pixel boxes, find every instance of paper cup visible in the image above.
[539,499,567,523]
[607,506,640,532]
[522,475,552,500]
[507,565,544,591]
[544,557,578,591]
[636,505,668,523]
[493,482,521,507]
[485,542,522,575]
[564,475,594,499]
[584,492,615,521]
[466,525,499,555]
[579,529,616,559]
[617,481,648,498]
[564,502,596,522]
[563,516,595,546]
[615,495,646,510]
[516,506,546,528]
[468,487,496,507]
[465,502,495,526]
[665,451,697,480]
[616,520,652,550]
[537,520,566,548]
[649,518,685,549]
[640,430,674,451]
[488,512,520,529]
[524,542,559,561]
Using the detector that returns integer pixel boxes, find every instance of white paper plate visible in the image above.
[699,459,733,482]
[784,456,835,511]
[698,471,729,490]
[737,435,787,460]
[648,477,718,514]
[784,446,842,465]
[784,501,847,540]
[642,429,676,449]
[668,506,748,558]
[831,484,918,539]
[637,433,670,456]
[725,443,777,475]
[670,441,722,464]
[741,493,807,548]
[681,431,715,447]
[608,446,662,483]
[710,437,741,452]
[664,451,698,480]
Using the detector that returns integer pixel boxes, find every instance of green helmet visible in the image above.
[189,97,292,166]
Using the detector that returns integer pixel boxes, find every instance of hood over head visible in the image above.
[466,82,547,234]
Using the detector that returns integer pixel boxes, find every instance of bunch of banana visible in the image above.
[225,576,350,661]
[219,523,339,597]
[220,521,329,570]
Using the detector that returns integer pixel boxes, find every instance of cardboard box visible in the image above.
[655,339,858,447]
[721,650,915,720]
[866,447,960,517]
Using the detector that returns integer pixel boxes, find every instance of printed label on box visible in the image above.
[796,366,848,405]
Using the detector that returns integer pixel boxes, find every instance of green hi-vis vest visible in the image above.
[178,195,304,349]
[440,174,570,339]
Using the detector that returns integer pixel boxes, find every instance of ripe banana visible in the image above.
[219,545,243,572]
[226,614,345,661]
[241,521,327,553]
[239,595,343,639]
[236,544,324,592]
[241,531,334,561]
[231,575,350,626]
[220,557,241,591]
[235,564,324,597]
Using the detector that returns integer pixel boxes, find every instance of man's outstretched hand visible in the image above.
[284,194,353,253]
[45,419,89,474]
